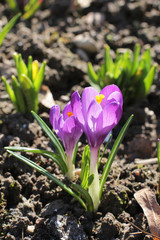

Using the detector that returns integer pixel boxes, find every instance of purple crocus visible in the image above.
[71,84,123,210]
[49,101,83,179]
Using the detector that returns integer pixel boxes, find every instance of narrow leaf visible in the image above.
[1,76,18,108]
[34,61,46,92]
[143,64,157,95]
[131,43,140,76]
[80,145,90,180]
[99,114,134,199]
[20,74,38,112]
[71,183,94,212]
[27,56,33,80]
[134,188,160,238]
[31,111,66,162]
[6,0,17,11]
[5,146,68,175]
[104,45,113,72]
[88,62,98,83]
[72,142,78,165]
[7,150,87,210]
[11,75,26,114]
[0,13,21,46]
[23,0,43,20]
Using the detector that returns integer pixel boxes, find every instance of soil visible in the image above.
[0,0,160,239]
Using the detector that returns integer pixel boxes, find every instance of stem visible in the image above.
[89,147,100,212]
[65,152,75,180]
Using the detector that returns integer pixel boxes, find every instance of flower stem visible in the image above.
[89,147,100,212]
[65,153,75,180]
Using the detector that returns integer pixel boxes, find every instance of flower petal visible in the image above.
[81,87,99,119]
[49,105,61,130]
[63,101,72,120]
[100,84,123,109]
[62,116,83,152]
[71,91,84,126]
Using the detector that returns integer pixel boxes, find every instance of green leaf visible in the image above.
[71,183,94,212]
[31,111,66,162]
[5,146,68,175]
[0,13,21,46]
[33,61,46,92]
[1,76,18,109]
[6,0,17,11]
[23,0,43,20]
[104,45,113,72]
[20,74,38,112]
[72,142,78,165]
[141,64,157,96]
[131,43,140,76]
[24,0,37,12]
[97,133,112,169]
[80,145,90,180]
[27,56,33,80]
[141,48,151,71]
[13,53,28,81]
[81,164,90,190]
[11,75,26,114]
[99,114,134,199]
[88,62,98,84]
[7,150,87,210]
[88,174,94,187]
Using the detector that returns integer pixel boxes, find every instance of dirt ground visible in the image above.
[0,0,160,239]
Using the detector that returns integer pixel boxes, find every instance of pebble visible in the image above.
[73,34,98,54]
[76,48,89,61]
[26,225,35,234]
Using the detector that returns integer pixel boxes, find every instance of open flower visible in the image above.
[71,84,123,150]
[50,101,83,179]
[71,84,123,210]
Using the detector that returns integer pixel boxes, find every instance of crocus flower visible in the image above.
[71,84,123,210]
[50,101,83,179]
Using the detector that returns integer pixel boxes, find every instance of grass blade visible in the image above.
[7,150,87,210]
[33,61,46,92]
[5,146,68,175]
[31,111,66,162]
[105,45,113,72]
[71,183,94,212]
[80,145,90,180]
[11,75,26,114]
[88,62,98,83]
[27,56,33,80]
[6,0,17,11]
[143,64,157,95]
[131,43,140,76]
[0,13,21,46]
[99,114,134,199]
[1,76,18,109]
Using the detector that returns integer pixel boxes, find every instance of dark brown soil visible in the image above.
[0,0,160,239]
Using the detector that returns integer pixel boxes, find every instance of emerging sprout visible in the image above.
[2,52,46,114]
[88,44,157,105]
[5,0,43,20]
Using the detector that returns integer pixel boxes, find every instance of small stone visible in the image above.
[76,48,89,61]
[26,225,35,234]
[73,34,98,54]
[39,85,55,109]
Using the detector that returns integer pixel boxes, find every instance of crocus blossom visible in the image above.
[49,101,83,179]
[71,84,123,210]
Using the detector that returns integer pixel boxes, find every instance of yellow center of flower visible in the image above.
[96,94,105,104]
[67,111,73,117]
